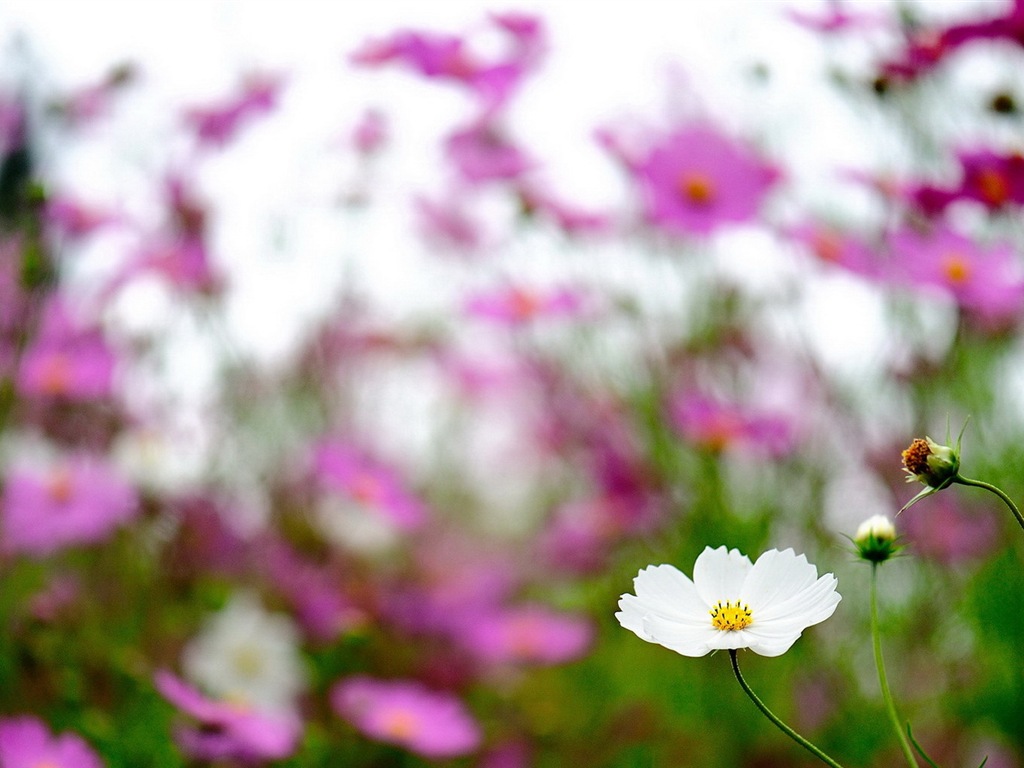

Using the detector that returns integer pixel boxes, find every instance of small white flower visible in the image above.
[854,514,896,544]
[182,591,307,714]
[616,545,841,658]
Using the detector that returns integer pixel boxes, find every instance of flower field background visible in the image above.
[3,1,1024,766]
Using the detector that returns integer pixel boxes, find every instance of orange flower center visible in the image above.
[349,473,383,504]
[678,173,716,206]
[38,353,72,395]
[975,168,1010,206]
[940,252,972,285]
[381,708,420,740]
[811,231,843,262]
[508,288,541,319]
[47,468,75,504]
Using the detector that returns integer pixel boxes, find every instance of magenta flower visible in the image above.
[331,676,481,758]
[183,72,284,148]
[632,125,779,236]
[415,194,487,252]
[350,108,389,155]
[464,284,585,325]
[350,14,544,111]
[460,604,593,666]
[444,120,533,184]
[887,225,1024,322]
[787,222,881,279]
[45,195,121,240]
[670,393,795,457]
[311,440,426,530]
[155,671,301,762]
[0,716,102,768]
[1,454,138,557]
[16,298,117,401]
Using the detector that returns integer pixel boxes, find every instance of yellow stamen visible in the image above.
[709,600,753,631]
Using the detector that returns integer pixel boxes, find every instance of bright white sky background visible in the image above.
[0,1,1004,377]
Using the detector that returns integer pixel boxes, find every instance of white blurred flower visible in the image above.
[616,545,840,658]
[182,591,307,714]
[314,496,401,556]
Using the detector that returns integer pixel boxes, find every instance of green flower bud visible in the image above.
[853,514,900,563]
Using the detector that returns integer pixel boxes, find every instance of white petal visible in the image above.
[616,595,655,640]
[740,548,817,611]
[756,574,841,627]
[641,613,719,657]
[693,546,752,605]
[631,564,707,620]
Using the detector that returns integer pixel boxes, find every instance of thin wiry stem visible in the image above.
[954,475,1024,533]
[871,564,919,768]
[728,649,845,768]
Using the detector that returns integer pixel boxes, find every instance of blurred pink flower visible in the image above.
[183,72,284,148]
[350,108,389,155]
[670,393,795,456]
[0,716,102,768]
[415,194,487,252]
[900,495,1000,565]
[887,225,1024,322]
[460,604,593,666]
[16,298,117,401]
[44,195,122,240]
[350,13,544,112]
[464,284,585,324]
[331,676,481,758]
[516,185,614,236]
[632,125,780,236]
[445,120,533,184]
[155,670,301,762]
[787,222,881,278]
[312,440,426,530]
[785,4,890,34]
[1,454,138,557]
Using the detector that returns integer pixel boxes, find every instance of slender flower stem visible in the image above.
[728,649,845,768]
[870,564,919,768]
[954,475,1024,533]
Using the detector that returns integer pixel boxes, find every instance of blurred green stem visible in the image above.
[954,475,1024,533]
[870,564,919,768]
[728,649,845,768]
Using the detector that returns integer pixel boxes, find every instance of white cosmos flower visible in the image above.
[182,591,307,714]
[616,545,841,658]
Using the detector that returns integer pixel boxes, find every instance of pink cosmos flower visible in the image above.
[331,676,481,758]
[444,120,533,184]
[464,284,585,325]
[0,716,102,768]
[415,194,487,253]
[1,454,138,557]
[350,13,544,112]
[183,72,284,148]
[16,298,116,401]
[460,604,593,666]
[670,393,795,457]
[350,108,389,155]
[155,671,301,762]
[44,195,121,240]
[516,185,614,236]
[787,222,881,278]
[632,125,780,236]
[311,440,426,530]
[886,225,1024,323]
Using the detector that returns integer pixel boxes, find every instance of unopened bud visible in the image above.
[854,514,900,563]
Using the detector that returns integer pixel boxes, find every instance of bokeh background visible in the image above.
[2,1,1024,766]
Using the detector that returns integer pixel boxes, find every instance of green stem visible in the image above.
[870,564,919,768]
[728,649,845,768]
[954,475,1024,533]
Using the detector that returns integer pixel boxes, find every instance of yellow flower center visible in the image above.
[47,468,75,504]
[678,172,716,206]
[39,353,72,395]
[709,600,753,631]
[940,252,972,284]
